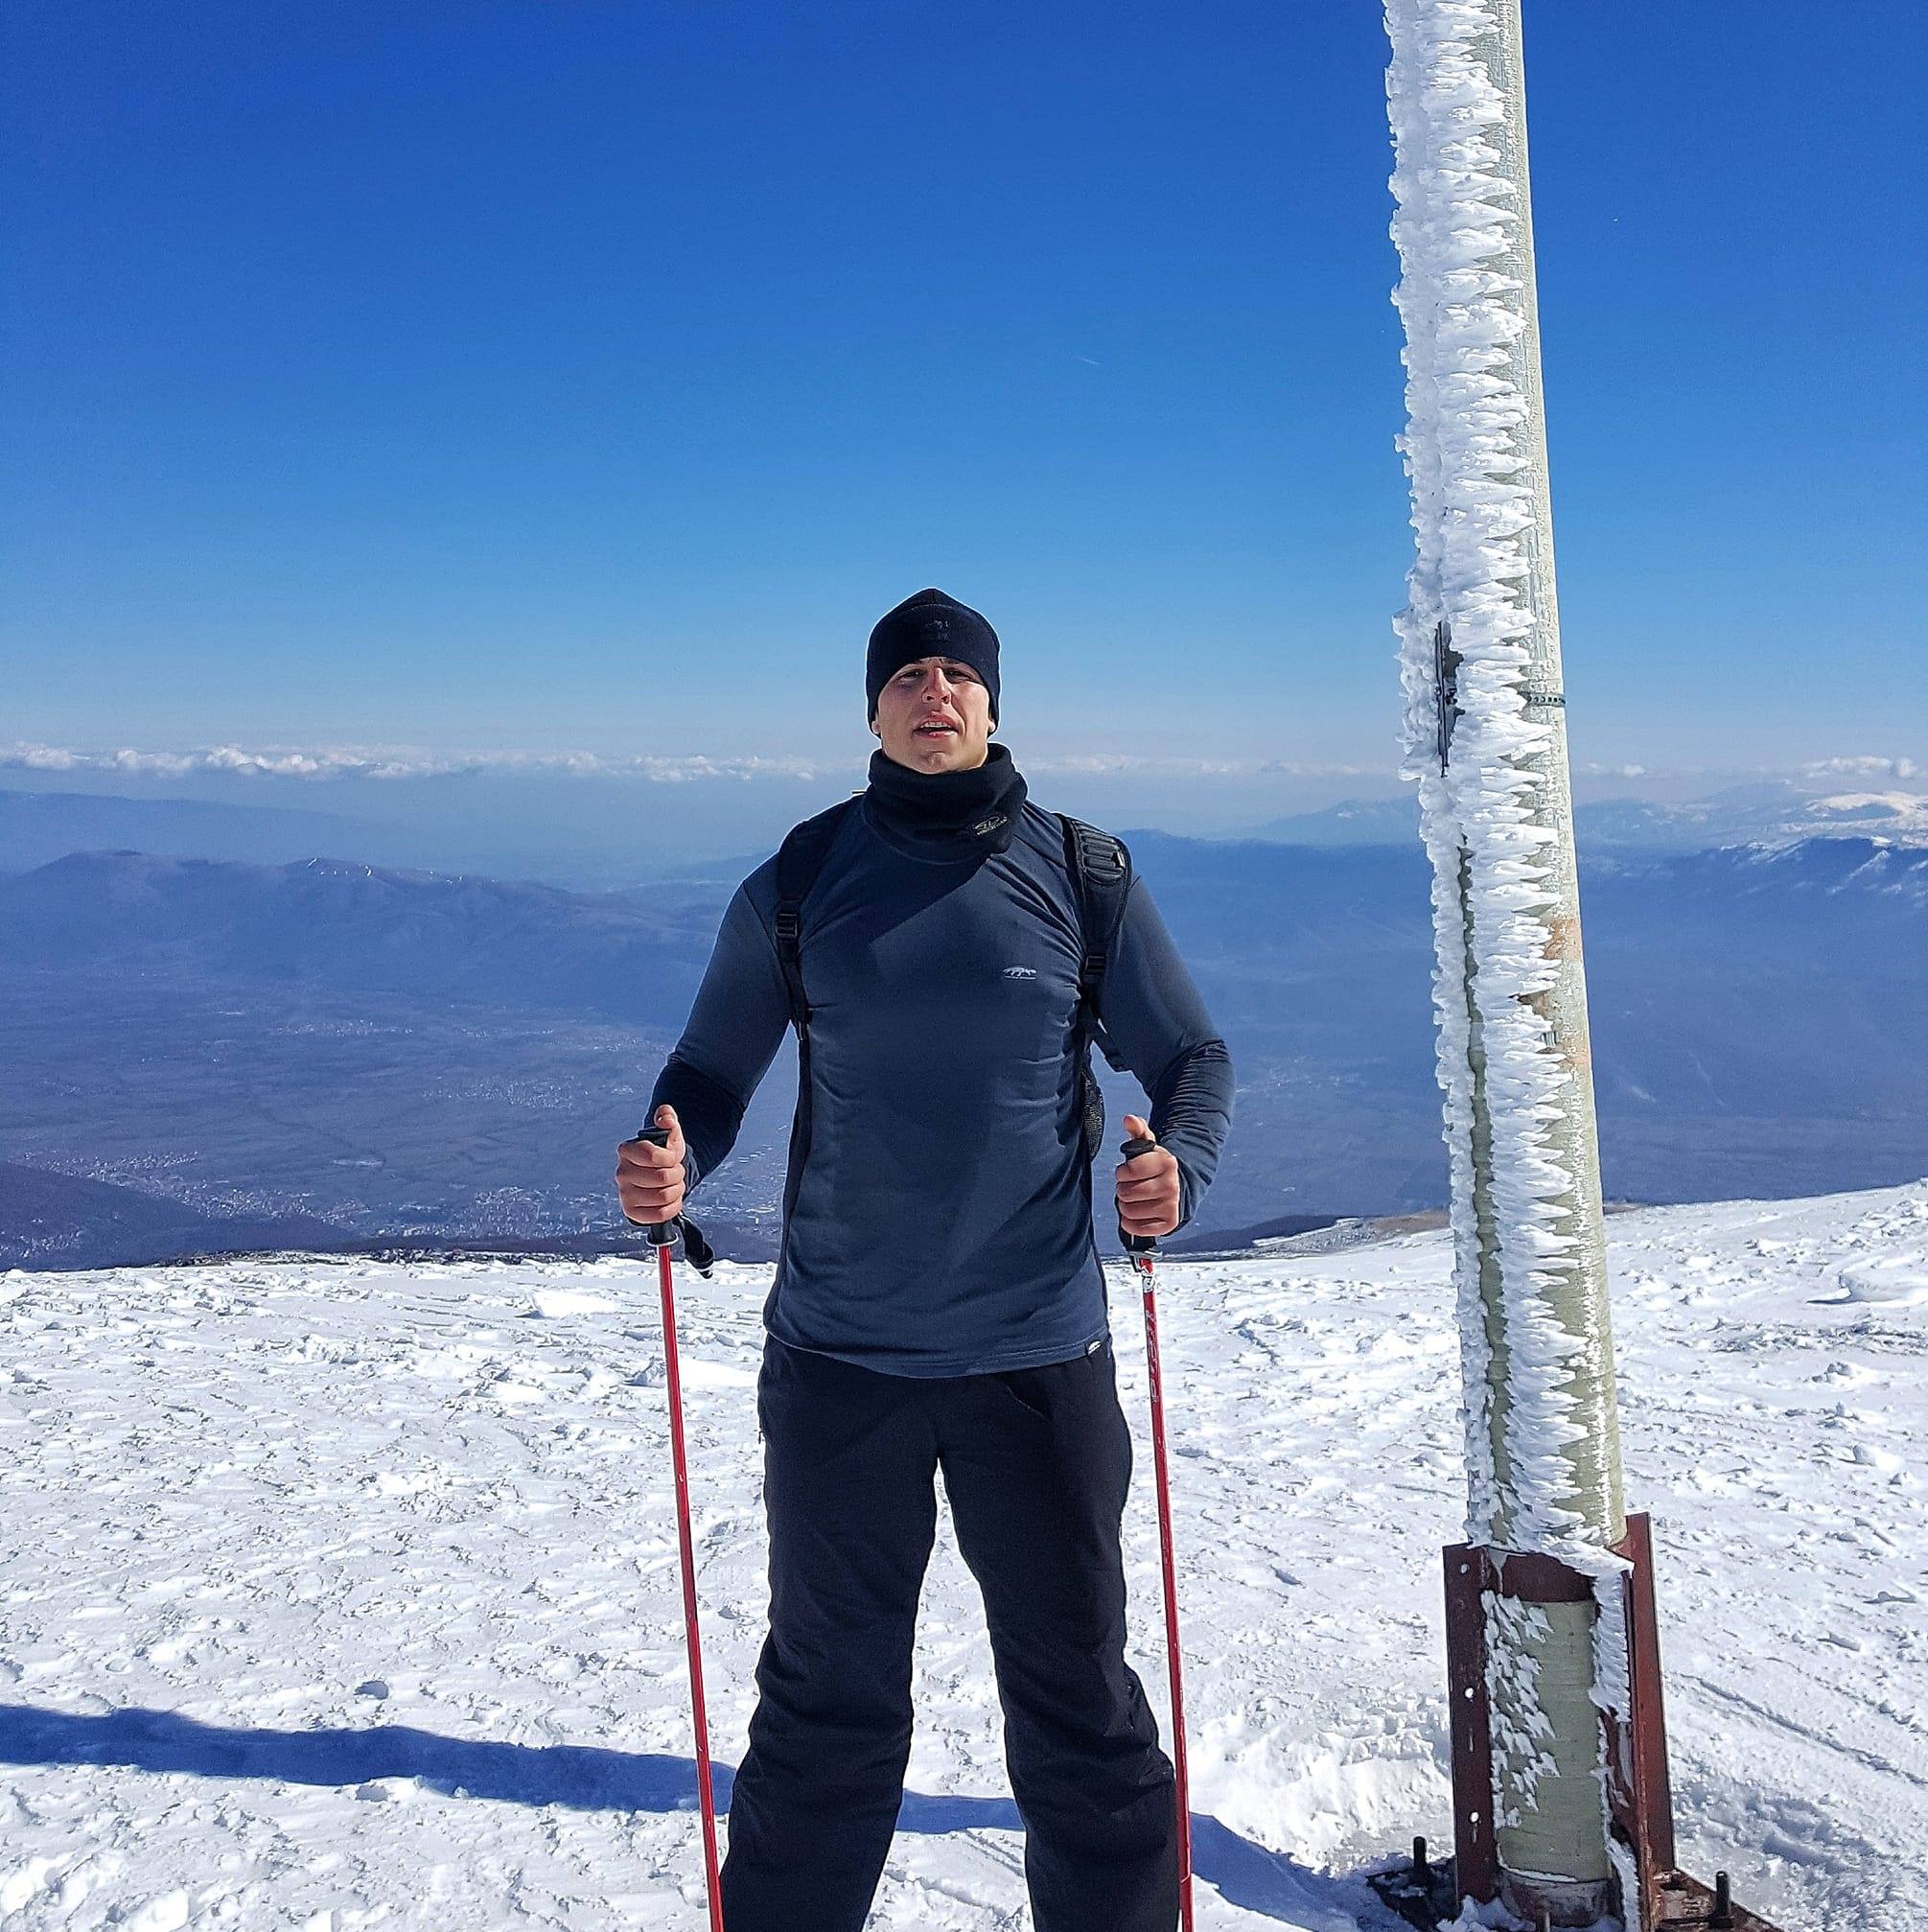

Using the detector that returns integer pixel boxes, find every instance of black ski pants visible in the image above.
[719,1333,1179,1932]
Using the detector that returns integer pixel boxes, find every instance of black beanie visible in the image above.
[866,588,1001,725]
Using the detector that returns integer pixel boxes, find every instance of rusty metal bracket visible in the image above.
[1370,1515,1783,1930]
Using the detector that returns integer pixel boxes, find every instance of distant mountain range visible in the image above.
[0,849,722,1027]
[0,787,407,873]
[1241,782,1928,849]
[3,828,1923,1269]
[7,777,1925,887]
[0,787,683,888]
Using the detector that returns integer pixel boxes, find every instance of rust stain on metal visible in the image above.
[1515,990,1592,1075]
[1544,911,1583,962]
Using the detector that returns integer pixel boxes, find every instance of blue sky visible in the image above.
[4,0,1922,800]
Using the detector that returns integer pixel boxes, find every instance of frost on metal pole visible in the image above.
[1383,0,1624,1921]
[1376,12,1787,1927]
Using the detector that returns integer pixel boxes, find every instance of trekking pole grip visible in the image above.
[1118,1133,1159,1258]
[635,1124,678,1249]
[632,1126,717,1278]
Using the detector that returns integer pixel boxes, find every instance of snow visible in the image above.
[1805,793,1928,841]
[3,1181,1924,1929]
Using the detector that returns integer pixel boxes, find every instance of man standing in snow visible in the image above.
[616,588,1234,1932]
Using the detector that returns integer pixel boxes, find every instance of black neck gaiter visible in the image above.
[862,741,1028,862]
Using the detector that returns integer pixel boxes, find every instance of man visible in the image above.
[616,587,1234,1932]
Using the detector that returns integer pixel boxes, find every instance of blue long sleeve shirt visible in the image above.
[648,796,1233,1376]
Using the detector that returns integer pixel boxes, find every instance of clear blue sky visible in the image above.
[4,0,1922,785]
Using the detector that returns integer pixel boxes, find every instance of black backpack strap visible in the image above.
[770,796,858,1297]
[774,797,856,1033]
[1059,813,1134,1072]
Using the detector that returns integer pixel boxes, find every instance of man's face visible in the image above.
[871,656,994,774]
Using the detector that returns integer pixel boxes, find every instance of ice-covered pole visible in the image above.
[1383,0,1627,1920]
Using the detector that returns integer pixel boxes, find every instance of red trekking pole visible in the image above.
[636,1124,725,1932]
[1120,1131,1195,1932]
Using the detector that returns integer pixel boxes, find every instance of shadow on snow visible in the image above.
[0,1703,1370,1925]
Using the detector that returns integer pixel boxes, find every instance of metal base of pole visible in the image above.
[1367,1514,1783,1931]
[1369,1849,1784,1932]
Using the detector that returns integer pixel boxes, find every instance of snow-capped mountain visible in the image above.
[1242,783,1928,850]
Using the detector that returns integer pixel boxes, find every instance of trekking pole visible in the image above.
[635,1124,725,1932]
[1120,1133,1195,1932]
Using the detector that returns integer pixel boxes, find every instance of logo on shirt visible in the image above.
[972,813,1008,838]
[1002,966,1038,980]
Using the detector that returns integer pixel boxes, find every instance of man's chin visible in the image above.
[888,739,986,774]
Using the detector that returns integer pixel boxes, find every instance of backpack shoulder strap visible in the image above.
[774,796,857,1031]
[1059,813,1133,1067]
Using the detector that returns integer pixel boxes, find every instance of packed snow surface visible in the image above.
[3,1183,1925,1930]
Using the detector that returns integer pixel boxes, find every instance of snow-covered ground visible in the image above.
[2,1182,1923,1931]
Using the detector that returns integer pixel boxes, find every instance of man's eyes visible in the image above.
[898,664,978,683]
